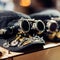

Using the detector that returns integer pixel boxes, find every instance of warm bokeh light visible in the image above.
[20,0,31,7]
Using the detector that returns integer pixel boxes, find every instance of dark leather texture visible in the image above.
[0,11,44,52]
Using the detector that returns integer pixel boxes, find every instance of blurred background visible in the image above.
[0,0,60,15]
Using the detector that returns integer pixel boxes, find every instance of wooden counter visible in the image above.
[14,46,60,60]
[0,42,60,60]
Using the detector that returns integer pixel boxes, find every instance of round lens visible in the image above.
[37,21,44,31]
[21,20,30,32]
[50,23,57,31]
